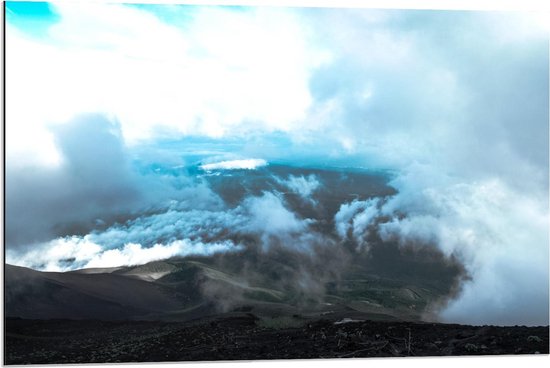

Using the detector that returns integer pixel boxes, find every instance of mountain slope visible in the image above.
[5,264,186,320]
[5,247,461,322]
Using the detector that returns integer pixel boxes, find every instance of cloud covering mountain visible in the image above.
[5,3,548,326]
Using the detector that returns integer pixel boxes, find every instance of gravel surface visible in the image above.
[5,315,549,364]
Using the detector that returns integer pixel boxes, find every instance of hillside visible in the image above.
[6,243,463,323]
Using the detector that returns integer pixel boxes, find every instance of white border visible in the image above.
[1,1,549,368]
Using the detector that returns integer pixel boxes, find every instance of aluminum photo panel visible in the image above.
[3,1,549,364]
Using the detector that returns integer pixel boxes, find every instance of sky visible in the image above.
[4,1,549,326]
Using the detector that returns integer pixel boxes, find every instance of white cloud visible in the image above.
[6,3,328,168]
[243,192,313,235]
[333,174,548,325]
[374,177,549,325]
[6,236,242,272]
[277,174,321,202]
[334,198,381,250]
[87,206,245,249]
[6,188,323,271]
[240,192,330,254]
[84,240,241,269]
[200,158,267,171]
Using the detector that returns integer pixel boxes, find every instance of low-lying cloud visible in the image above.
[334,174,549,326]
[5,113,226,249]
[200,158,268,171]
[7,236,242,272]
[334,197,381,251]
[6,184,323,271]
[276,174,321,204]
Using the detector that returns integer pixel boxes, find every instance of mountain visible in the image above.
[5,244,463,322]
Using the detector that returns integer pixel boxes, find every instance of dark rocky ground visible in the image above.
[4,314,549,364]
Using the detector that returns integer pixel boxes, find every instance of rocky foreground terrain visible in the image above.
[5,314,549,364]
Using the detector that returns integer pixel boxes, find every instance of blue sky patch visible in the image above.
[5,1,60,38]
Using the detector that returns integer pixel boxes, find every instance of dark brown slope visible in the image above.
[4,250,461,323]
[4,264,186,320]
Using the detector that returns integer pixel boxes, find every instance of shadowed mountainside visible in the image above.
[6,241,465,323]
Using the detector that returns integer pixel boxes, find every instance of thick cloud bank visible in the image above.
[7,237,242,272]
[310,9,549,326]
[6,177,321,271]
[335,175,549,325]
[5,4,549,326]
